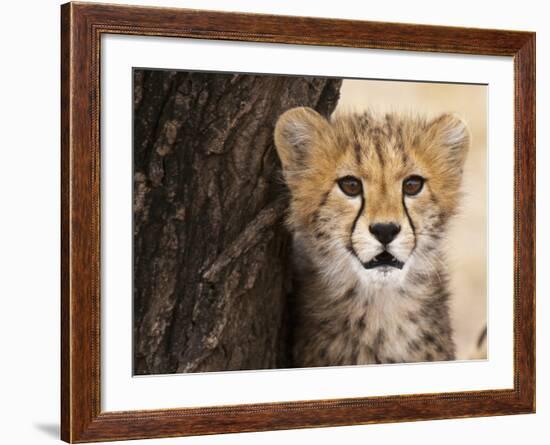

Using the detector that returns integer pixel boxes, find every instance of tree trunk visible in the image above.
[133,69,342,375]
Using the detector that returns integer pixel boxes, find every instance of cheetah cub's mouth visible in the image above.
[362,251,404,270]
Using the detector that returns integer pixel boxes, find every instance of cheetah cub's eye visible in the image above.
[337,176,362,197]
[403,175,425,196]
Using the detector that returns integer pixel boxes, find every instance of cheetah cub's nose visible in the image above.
[369,223,401,245]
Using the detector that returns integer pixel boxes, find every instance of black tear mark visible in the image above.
[402,194,417,252]
[348,193,365,266]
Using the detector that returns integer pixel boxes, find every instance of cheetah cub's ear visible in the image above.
[274,107,329,172]
[425,113,470,173]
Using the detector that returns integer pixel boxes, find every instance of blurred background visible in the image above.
[336,79,487,360]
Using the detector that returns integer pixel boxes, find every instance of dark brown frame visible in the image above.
[61,1,536,442]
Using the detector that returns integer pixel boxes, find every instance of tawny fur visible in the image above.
[274,107,469,367]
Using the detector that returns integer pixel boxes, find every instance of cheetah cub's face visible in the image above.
[274,107,469,286]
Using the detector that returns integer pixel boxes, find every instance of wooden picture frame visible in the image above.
[61,2,535,442]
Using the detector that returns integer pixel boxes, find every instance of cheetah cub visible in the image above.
[274,107,469,367]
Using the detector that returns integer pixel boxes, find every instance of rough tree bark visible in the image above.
[133,69,342,375]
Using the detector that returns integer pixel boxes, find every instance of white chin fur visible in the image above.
[364,266,403,284]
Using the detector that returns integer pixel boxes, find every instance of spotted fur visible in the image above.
[274,107,469,367]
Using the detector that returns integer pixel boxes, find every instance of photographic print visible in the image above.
[132,69,487,375]
[61,3,535,441]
